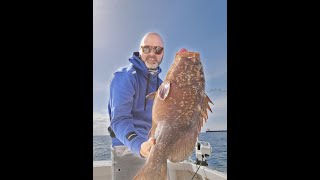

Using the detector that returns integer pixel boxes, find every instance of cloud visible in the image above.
[93,79,108,94]
[93,112,110,136]
[203,58,227,81]
[211,95,227,112]
[93,94,227,135]
[202,94,227,131]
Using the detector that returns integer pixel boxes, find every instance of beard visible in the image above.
[144,56,163,70]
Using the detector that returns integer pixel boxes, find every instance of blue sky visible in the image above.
[93,0,227,135]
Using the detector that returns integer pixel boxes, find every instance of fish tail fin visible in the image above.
[133,161,167,180]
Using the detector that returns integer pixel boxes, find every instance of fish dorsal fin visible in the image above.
[158,82,170,100]
[146,92,157,100]
[198,93,214,132]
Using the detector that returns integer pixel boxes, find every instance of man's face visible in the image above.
[139,34,164,70]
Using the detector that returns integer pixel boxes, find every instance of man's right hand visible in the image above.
[140,137,156,158]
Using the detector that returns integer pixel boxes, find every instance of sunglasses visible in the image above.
[141,46,164,55]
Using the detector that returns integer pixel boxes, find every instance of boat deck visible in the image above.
[93,160,227,180]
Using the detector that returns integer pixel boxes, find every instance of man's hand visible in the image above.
[140,137,156,158]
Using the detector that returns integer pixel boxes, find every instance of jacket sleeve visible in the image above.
[109,72,147,156]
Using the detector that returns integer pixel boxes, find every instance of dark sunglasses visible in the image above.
[141,46,164,55]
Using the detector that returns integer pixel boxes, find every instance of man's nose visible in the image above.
[149,51,156,56]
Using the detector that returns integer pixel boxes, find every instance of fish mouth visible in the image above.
[176,52,200,63]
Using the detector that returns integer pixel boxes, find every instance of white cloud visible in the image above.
[93,112,110,136]
[93,79,108,94]
[202,57,227,81]
[211,95,227,112]
[202,94,227,131]
[93,95,227,135]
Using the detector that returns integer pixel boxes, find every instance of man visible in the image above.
[107,32,164,179]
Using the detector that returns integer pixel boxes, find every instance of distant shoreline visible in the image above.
[205,130,227,132]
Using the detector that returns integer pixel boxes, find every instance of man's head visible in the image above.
[139,32,164,70]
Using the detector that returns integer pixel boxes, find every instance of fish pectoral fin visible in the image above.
[146,92,157,100]
[159,82,170,100]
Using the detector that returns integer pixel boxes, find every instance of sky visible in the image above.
[93,0,227,136]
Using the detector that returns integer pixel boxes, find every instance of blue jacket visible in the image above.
[108,52,163,155]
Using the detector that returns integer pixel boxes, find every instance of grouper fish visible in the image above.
[133,48,213,180]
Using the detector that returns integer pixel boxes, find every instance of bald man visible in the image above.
[108,32,165,179]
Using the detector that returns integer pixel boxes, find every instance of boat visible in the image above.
[93,160,227,180]
[206,128,227,132]
[93,141,227,180]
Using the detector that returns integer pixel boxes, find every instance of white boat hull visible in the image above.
[93,160,227,180]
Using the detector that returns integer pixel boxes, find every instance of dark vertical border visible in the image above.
[228,0,253,178]
[3,1,93,179]
[227,0,290,178]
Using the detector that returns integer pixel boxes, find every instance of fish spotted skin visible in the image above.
[133,50,213,180]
